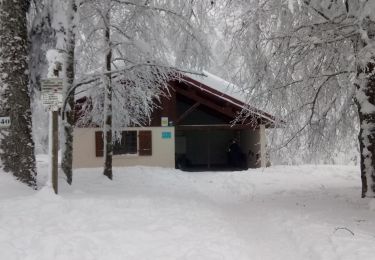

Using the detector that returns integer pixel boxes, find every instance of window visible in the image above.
[95,130,152,157]
[113,131,137,155]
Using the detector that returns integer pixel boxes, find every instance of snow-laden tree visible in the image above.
[29,1,56,155]
[28,0,78,184]
[220,0,375,197]
[0,0,37,188]
[29,1,57,95]
[60,0,78,185]
[30,0,79,184]
[102,0,113,180]
[72,0,212,179]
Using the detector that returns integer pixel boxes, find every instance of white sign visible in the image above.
[41,78,63,110]
[161,117,168,127]
[0,116,10,128]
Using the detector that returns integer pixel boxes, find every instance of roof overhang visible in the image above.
[172,73,279,128]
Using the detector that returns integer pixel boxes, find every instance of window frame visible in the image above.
[95,129,152,157]
[113,130,138,156]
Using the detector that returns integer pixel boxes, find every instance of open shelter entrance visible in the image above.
[175,126,262,171]
[172,78,269,171]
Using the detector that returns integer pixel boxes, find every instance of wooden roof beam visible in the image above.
[176,101,200,124]
[176,87,238,119]
[176,124,258,130]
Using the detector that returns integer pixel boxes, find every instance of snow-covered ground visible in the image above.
[1,159,375,260]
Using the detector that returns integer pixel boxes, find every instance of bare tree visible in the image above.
[61,0,78,184]
[102,1,113,180]
[71,0,212,178]
[221,0,375,197]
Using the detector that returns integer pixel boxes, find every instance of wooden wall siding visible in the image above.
[176,95,231,125]
[74,97,99,127]
[139,130,152,156]
[149,81,256,127]
[175,83,240,120]
[150,84,177,126]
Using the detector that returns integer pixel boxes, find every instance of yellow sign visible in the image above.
[161,117,168,126]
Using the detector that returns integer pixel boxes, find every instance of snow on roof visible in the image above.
[185,70,276,124]
[74,69,278,125]
[187,70,246,103]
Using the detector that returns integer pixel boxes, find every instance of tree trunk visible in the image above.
[61,0,77,185]
[103,7,113,180]
[356,62,375,198]
[357,123,367,198]
[29,2,56,155]
[29,1,56,94]
[0,0,37,188]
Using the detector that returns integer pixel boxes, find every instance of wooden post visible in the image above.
[207,129,211,169]
[51,110,58,194]
[51,65,61,194]
[259,124,267,168]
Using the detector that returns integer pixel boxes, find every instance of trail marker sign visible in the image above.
[41,78,63,110]
[0,116,10,128]
[41,77,62,194]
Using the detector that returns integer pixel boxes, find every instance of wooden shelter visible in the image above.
[72,71,277,170]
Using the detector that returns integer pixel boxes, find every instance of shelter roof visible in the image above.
[181,71,278,127]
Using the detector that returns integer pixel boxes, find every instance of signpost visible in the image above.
[41,77,63,194]
[41,78,63,110]
[0,117,10,128]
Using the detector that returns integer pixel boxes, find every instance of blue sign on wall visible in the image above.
[162,131,172,139]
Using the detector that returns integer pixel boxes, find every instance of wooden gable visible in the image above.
[75,74,277,129]
[150,78,276,129]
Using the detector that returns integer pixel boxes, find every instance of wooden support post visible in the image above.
[207,129,211,169]
[259,125,267,168]
[51,110,59,194]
